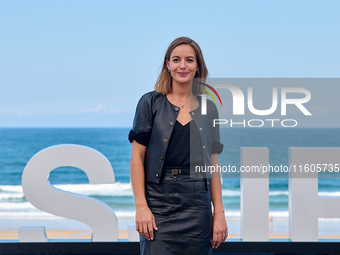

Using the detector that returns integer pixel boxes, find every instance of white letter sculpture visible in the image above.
[21,144,118,242]
[289,147,340,241]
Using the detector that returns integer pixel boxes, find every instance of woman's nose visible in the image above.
[179,60,186,69]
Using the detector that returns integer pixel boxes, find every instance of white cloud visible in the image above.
[79,105,106,113]
[109,108,123,114]
[58,112,69,116]
[308,105,339,115]
[0,108,31,116]
[79,105,123,114]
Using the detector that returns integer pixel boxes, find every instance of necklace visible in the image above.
[169,94,191,108]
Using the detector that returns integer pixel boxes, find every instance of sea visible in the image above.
[0,127,340,236]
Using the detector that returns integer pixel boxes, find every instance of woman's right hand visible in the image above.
[135,204,158,241]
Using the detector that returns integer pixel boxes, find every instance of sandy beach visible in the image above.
[0,229,261,240]
[1,216,339,241]
[1,229,339,241]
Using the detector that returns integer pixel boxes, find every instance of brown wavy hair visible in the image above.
[154,37,208,95]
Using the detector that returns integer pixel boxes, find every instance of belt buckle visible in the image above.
[171,168,181,175]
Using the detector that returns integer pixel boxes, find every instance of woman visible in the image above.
[129,37,228,255]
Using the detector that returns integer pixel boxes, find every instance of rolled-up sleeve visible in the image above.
[211,104,224,154]
[128,93,153,147]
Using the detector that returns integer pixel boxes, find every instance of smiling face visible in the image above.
[166,44,199,87]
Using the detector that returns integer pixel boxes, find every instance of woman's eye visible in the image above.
[187,59,194,62]
[173,59,179,62]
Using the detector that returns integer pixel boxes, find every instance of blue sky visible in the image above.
[0,0,339,127]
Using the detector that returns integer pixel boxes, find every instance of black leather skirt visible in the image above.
[140,167,213,255]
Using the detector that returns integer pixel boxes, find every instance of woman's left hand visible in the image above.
[212,210,228,249]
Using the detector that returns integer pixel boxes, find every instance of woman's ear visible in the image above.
[166,59,170,72]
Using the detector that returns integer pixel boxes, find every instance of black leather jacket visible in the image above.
[128,91,224,191]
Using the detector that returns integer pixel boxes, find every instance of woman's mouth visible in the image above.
[178,72,189,76]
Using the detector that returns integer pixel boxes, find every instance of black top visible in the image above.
[163,119,204,168]
[129,120,222,155]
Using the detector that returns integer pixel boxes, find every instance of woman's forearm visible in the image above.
[211,176,224,213]
[130,158,147,208]
[210,154,229,248]
[130,141,158,240]
[210,153,225,214]
[130,141,148,208]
